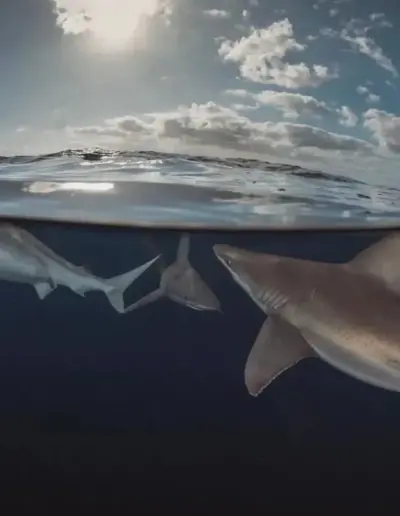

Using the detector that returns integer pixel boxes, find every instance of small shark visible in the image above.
[0,223,159,313]
[213,233,400,396]
[125,233,221,313]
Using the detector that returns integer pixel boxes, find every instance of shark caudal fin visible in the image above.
[104,255,160,313]
[124,287,165,313]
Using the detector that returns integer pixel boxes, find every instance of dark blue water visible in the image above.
[0,216,399,510]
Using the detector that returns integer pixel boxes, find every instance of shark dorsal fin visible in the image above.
[347,232,400,296]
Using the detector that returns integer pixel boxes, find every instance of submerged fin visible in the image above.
[105,255,160,313]
[245,315,314,397]
[124,288,164,313]
[176,233,190,265]
[34,282,55,300]
[165,264,221,312]
[347,232,400,295]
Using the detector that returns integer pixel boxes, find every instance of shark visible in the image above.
[0,223,159,313]
[213,232,400,396]
[125,233,221,313]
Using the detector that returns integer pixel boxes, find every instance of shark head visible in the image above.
[213,244,281,312]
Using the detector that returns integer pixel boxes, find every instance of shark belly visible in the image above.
[301,329,400,392]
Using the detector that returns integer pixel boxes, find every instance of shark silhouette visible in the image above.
[125,233,221,313]
[214,233,400,396]
[0,223,159,313]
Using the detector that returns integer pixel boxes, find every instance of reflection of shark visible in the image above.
[0,223,159,313]
[125,233,221,313]
[214,233,400,396]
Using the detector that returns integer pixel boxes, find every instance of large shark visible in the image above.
[0,223,159,313]
[125,233,221,313]
[213,233,400,396]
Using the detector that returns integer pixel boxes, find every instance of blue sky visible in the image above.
[1,0,400,183]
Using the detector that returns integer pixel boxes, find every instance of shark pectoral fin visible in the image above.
[124,287,164,314]
[347,232,400,295]
[245,316,314,397]
[176,233,190,265]
[34,282,55,300]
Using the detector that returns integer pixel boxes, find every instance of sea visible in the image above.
[0,148,399,228]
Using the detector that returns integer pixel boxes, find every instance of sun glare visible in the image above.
[53,0,165,52]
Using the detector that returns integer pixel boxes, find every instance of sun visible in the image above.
[53,0,168,52]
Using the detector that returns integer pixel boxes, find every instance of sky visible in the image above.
[1,0,400,184]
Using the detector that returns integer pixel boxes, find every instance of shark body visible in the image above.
[0,223,159,312]
[213,233,400,395]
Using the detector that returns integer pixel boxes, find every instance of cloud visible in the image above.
[253,90,331,119]
[218,18,337,89]
[364,109,400,153]
[317,13,396,77]
[71,102,372,160]
[72,115,151,139]
[50,0,172,45]
[225,89,251,99]
[341,33,398,77]
[225,88,357,128]
[329,9,339,17]
[231,103,259,112]
[319,14,397,76]
[356,85,381,104]
[337,106,358,127]
[203,9,230,19]
[368,12,393,28]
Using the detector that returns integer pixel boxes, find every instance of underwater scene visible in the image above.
[1,218,400,505]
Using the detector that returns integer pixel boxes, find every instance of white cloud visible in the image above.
[70,102,372,160]
[224,88,251,99]
[225,88,357,128]
[203,9,231,19]
[218,19,337,89]
[253,90,331,119]
[318,15,395,77]
[341,33,398,76]
[367,93,380,104]
[329,9,339,17]
[231,103,259,112]
[356,85,368,95]
[356,85,381,104]
[337,106,358,127]
[368,12,393,28]
[50,0,172,47]
[364,109,400,153]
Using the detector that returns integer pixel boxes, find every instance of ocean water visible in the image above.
[0,148,399,228]
[0,151,400,505]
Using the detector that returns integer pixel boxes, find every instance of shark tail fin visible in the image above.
[104,255,160,313]
[124,287,164,313]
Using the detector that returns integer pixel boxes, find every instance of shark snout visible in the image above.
[213,244,240,269]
